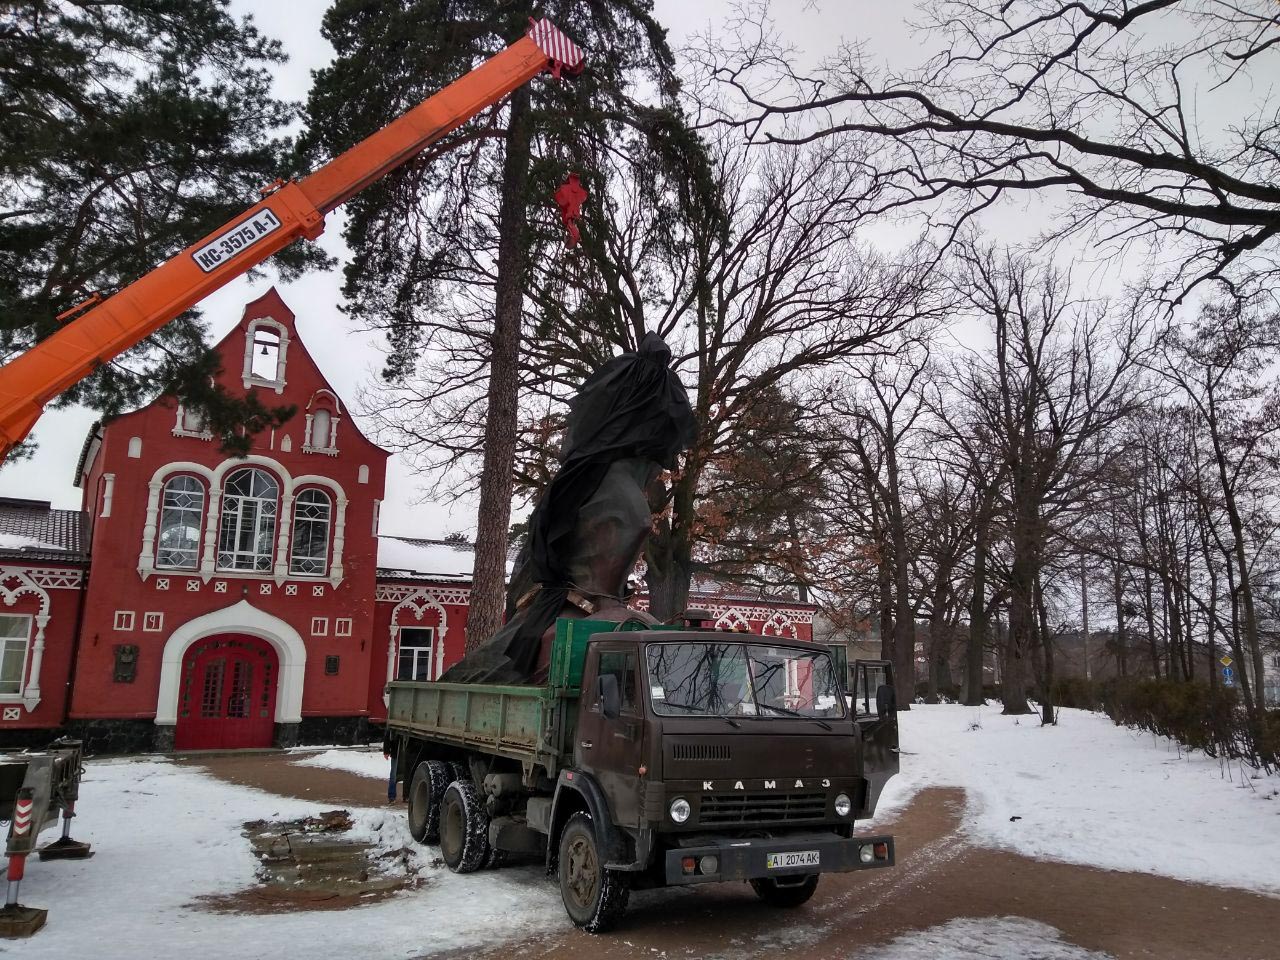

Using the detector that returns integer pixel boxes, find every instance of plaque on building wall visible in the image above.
[113,644,139,683]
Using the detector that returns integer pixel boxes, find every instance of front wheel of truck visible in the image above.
[439,780,490,873]
[407,761,452,844]
[750,874,820,907]
[557,811,630,933]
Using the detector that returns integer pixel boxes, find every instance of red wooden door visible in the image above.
[175,635,278,750]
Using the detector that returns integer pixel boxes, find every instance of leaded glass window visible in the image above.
[217,468,278,572]
[0,615,29,696]
[290,489,331,576]
[157,475,204,569]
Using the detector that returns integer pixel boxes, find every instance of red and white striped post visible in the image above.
[6,788,33,907]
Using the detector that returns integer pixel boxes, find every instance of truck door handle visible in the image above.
[580,740,593,749]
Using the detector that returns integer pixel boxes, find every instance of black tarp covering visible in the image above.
[441,333,695,683]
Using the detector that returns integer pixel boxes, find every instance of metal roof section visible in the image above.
[0,498,88,563]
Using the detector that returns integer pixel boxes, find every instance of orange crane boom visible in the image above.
[0,19,584,463]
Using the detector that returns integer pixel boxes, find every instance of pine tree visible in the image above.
[304,0,712,647]
[0,1,327,455]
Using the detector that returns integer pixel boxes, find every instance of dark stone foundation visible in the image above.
[0,715,376,756]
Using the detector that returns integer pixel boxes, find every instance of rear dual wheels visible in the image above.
[558,811,630,933]
[407,760,452,843]
[439,779,490,874]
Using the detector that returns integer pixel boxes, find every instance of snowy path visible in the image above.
[871,705,1280,895]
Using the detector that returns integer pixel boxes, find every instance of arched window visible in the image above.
[310,408,331,450]
[290,489,331,576]
[157,475,205,569]
[217,468,279,572]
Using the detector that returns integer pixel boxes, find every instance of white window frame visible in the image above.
[113,611,135,631]
[334,618,352,637]
[156,475,205,570]
[242,317,289,393]
[217,468,279,573]
[142,612,164,632]
[0,614,32,698]
[289,489,331,577]
[396,627,435,682]
[311,617,329,637]
[172,404,213,440]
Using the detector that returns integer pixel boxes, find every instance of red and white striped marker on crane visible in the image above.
[528,18,586,79]
[5,788,34,906]
[11,795,31,839]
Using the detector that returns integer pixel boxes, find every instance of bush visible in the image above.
[1045,676,1275,770]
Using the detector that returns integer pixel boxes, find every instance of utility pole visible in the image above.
[1081,553,1091,681]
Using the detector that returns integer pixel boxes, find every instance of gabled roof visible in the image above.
[0,498,88,563]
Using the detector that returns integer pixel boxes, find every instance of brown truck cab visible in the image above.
[387,623,899,932]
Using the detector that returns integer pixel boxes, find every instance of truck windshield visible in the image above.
[645,642,845,719]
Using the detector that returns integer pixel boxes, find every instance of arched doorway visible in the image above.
[174,634,279,750]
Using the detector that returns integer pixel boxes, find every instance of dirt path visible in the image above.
[194,754,1280,960]
[180,751,392,808]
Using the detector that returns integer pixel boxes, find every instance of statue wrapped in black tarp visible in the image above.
[442,333,695,684]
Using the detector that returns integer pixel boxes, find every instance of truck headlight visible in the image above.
[669,797,691,823]
[834,793,852,817]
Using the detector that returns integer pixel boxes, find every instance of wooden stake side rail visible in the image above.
[0,22,583,461]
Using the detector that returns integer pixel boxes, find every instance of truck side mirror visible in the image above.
[598,673,621,720]
[875,683,897,719]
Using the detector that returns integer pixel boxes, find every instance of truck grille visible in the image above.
[672,742,731,761]
[699,792,827,825]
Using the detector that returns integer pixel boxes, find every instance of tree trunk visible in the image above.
[1035,572,1055,725]
[1141,567,1160,677]
[1112,562,1128,677]
[465,86,532,651]
[964,518,989,705]
[884,447,915,710]
[1001,508,1036,715]
[644,470,697,621]
[926,567,952,703]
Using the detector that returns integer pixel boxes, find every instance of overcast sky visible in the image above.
[1,0,919,538]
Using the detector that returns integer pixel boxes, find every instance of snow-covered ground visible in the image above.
[870,704,1280,895]
[292,745,390,780]
[874,917,1110,960]
[10,705,1278,959]
[14,759,568,960]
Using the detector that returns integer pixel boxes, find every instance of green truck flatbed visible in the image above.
[385,617,676,774]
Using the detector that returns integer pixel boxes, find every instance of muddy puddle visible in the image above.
[197,809,428,914]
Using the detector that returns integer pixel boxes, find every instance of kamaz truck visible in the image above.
[385,617,899,932]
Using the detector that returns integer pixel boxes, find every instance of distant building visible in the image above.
[0,289,819,753]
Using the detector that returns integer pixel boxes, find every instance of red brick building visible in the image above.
[0,290,817,753]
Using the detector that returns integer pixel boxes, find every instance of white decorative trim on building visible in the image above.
[242,316,289,394]
[20,568,83,590]
[154,599,306,727]
[761,611,799,638]
[101,473,115,518]
[630,596,814,627]
[714,609,751,632]
[386,588,451,694]
[171,404,214,441]
[376,584,471,606]
[0,567,51,711]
